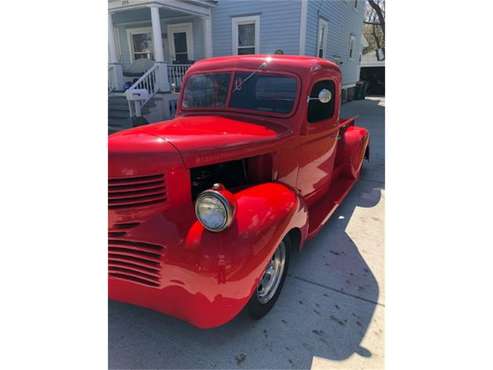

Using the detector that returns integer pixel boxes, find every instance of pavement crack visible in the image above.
[287,274,385,307]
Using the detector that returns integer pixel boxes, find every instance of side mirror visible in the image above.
[317,89,332,103]
[307,88,332,104]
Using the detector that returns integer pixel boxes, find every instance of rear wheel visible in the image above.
[247,238,290,319]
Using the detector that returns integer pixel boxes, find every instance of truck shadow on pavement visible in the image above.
[286,174,383,364]
[109,171,383,370]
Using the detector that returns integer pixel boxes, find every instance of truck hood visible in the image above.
[122,115,292,167]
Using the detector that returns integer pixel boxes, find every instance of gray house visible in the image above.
[108,0,365,132]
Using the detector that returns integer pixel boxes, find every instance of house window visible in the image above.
[232,16,260,55]
[168,23,194,64]
[128,28,154,61]
[317,18,329,58]
[354,0,358,8]
[348,34,356,60]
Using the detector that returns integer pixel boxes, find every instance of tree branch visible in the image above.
[372,24,381,50]
[368,0,385,36]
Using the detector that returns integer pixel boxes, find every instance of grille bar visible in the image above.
[109,239,163,252]
[109,185,166,197]
[108,247,161,261]
[109,180,164,192]
[109,273,160,287]
[109,173,166,210]
[108,222,141,238]
[108,238,164,287]
[114,222,141,229]
[109,266,159,282]
[109,260,160,275]
[109,174,163,185]
[108,231,126,238]
[108,253,160,268]
[109,199,166,210]
[109,191,166,205]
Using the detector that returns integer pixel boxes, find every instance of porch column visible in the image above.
[202,16,213,58]
[108,12,124,90]
[150,5,169,92]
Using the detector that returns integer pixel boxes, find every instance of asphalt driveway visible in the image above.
[109,97,385,370]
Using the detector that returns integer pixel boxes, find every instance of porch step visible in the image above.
[108,94,161,135]
[109,100,129,109]
[108,105,156,118]
[108,118,132,135]
[108,95,128,108]
[108,96,130,134]
[108,96,157,113]
[109,106,130,113]
[109,109,130,119]
[108,95,159,105]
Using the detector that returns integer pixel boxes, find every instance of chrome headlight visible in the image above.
[195,184,235,232]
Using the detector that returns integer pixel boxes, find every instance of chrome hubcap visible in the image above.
[257,241,286,304]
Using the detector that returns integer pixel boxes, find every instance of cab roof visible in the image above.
[186,54,340,76]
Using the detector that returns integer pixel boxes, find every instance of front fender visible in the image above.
[180,182,308,327]
[109,182,308,329]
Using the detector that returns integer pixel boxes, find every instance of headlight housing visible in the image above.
[195,184,236,232]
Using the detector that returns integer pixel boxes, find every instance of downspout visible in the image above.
[299,0,308,55]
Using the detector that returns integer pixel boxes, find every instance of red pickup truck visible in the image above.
[108,55,369,328]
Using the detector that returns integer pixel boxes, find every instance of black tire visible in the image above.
[247,236,291,319]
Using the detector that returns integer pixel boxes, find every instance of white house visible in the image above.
[108,0,365,133]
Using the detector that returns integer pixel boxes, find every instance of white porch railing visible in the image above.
[125,64,159,118]
[168,64,191,90]
[123,63,189,121]
[108,65,116,93]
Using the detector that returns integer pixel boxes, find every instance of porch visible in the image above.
[108,0,215,131]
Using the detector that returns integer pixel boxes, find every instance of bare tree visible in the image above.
[364,0,385,60]
[367,0,385,37]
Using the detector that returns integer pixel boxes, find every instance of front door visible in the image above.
[297,79,339,207]
[168,23,194,64]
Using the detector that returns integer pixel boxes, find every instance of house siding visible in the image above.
[112,0,364,87]
[305,0,365,86]
[211,0,302,56]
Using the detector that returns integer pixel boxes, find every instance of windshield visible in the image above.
[230,72,297,114]
[182,73,230,108]
[182,72,298,115]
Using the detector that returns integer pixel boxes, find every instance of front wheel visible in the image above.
[247,238,290,319]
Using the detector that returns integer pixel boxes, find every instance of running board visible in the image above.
[306,173,358,238]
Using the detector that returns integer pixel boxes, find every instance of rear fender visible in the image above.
[336,125,370,178]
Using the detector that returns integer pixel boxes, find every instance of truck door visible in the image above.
[297,79,339,207]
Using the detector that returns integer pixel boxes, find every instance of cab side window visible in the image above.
[308,80,336,123]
